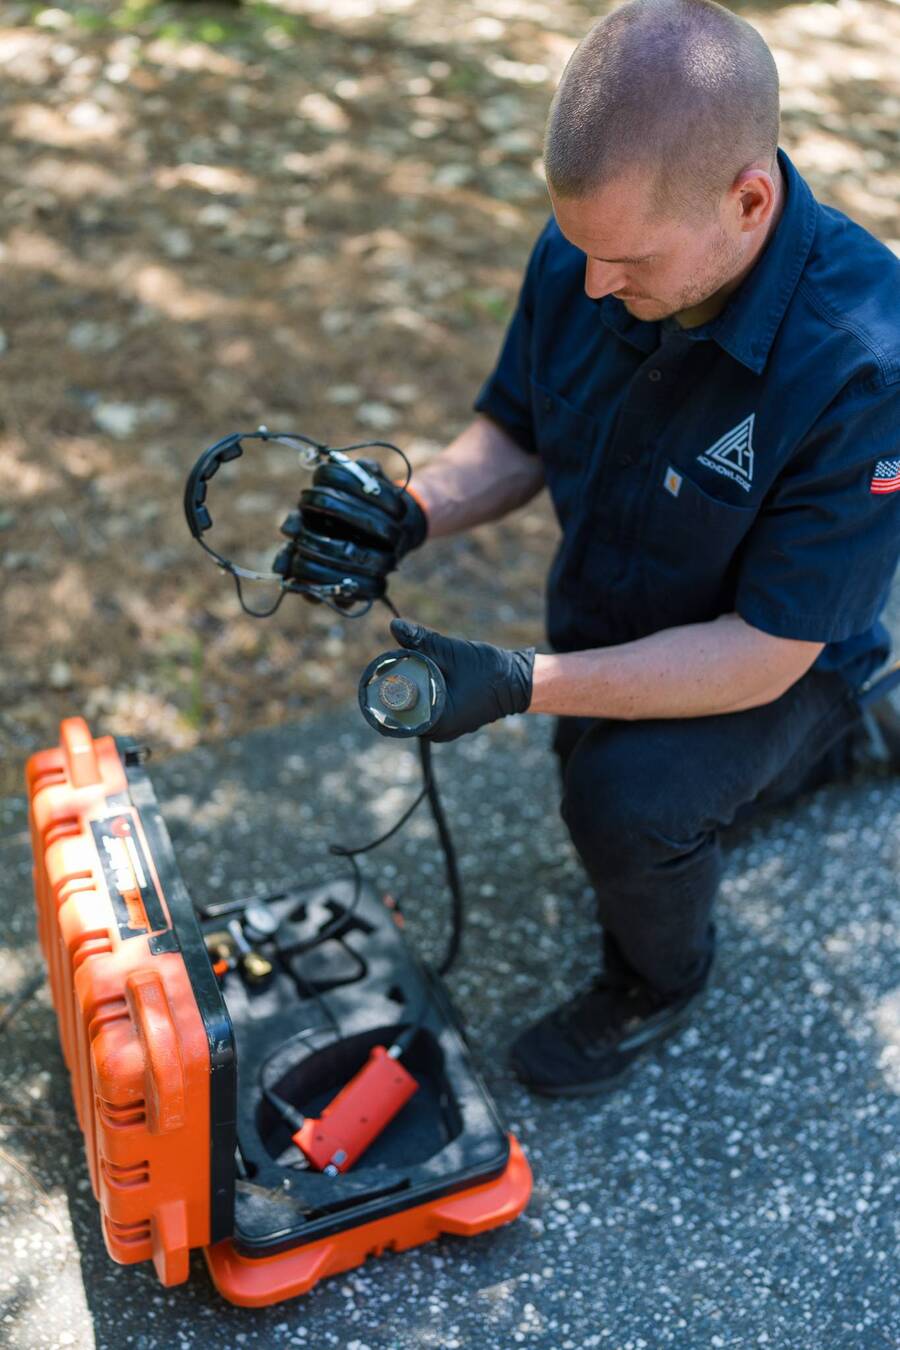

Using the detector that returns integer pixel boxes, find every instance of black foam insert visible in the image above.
[202,878,510,1256]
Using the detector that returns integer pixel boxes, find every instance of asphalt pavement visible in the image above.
[1,680,899,1349]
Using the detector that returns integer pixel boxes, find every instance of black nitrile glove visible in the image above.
[274,459,428,604]
[390,618,535,742]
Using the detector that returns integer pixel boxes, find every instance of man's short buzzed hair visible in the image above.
[544,0,780,217]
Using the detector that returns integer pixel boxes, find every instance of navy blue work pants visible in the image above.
[552,669,861,998]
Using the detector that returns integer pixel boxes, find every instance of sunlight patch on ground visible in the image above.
[155,163,259,196]
[12,99,125,146]
[280,0,415,19]
[143,37,244,76]
[297,92,352,134]
[0,435,64,499]
[4,227,95,287]
[0,28,56,81]
[23,156,128,200]
[870,988,900,1094]
[123,261,237,321]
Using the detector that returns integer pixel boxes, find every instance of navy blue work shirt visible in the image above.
[473,148,900,688]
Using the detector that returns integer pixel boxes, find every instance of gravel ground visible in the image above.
[1,683,899,1349]
[3,0,899,792]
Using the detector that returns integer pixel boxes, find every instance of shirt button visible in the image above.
[542,395,553,411]
[648,368,662,382]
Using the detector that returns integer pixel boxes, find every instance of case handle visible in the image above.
[60,716,101,788]
[125,970,186,1133]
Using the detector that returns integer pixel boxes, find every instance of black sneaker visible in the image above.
[850,662,900,774]
[509,975,704,1097]
[851,700,900,774]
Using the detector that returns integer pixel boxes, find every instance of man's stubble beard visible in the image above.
[665,224,746,322]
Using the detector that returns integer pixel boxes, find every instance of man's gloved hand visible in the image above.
[389,618,535,742]
[274,458,428,602]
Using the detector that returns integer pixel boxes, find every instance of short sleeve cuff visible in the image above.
[473,380,537,456]
[736,588,888,645]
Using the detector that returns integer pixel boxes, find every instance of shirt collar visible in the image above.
[595,148,818,375]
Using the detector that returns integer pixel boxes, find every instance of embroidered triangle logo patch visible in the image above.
[697,414,755,492]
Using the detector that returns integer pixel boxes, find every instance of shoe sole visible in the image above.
[510,994,701,1098]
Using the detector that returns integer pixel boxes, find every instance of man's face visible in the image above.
[549,168,746,325]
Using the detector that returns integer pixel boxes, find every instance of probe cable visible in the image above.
[254,696,463,1167]
[319,730,464,979]
[188,431,466,1146]
[290,577,464,979]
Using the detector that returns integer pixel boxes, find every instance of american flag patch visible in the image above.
[871,458,900,494]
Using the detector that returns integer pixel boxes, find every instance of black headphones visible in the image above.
[183,427,410,618]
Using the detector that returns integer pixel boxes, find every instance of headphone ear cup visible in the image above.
[286,552,386,599]
[300,486,402,551]
[293,524,393,579]
[312,461,404,520]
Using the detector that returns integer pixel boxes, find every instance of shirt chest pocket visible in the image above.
[530,378,598,530]
[640,465,758,623]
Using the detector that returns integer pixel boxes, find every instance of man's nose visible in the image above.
[584,257,626,299]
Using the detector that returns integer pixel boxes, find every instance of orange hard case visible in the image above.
[26,718,531,1305]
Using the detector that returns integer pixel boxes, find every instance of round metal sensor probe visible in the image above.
[377,672,419,713]
[358,648,447,738]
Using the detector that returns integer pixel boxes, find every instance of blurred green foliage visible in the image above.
[461,289,511,324]
[33,0,314,46]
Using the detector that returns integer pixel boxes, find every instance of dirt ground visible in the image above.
[1,0,898,794]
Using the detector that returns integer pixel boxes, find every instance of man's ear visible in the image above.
[731,166,778,232]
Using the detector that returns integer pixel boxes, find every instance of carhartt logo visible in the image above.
[663,466,683,497]
[697,414,755,492]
